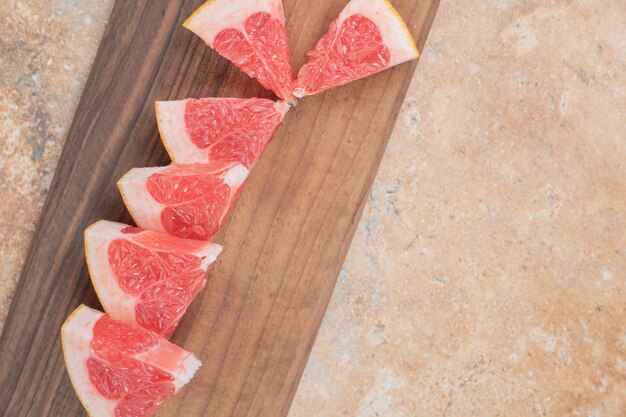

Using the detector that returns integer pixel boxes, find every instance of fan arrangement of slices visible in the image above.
[62,0,418,415]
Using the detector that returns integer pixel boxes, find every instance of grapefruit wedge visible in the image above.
[85,221,223,337]
[184,0,295,102]
[156,98,289,168]
[118,162,248,241]
[61,305,200,417]
[294,0,418,98]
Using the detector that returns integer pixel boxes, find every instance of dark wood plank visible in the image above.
[0,0,439,416]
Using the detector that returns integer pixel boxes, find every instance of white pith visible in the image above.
[118,167,168,233]
[62,306,115,417]
[117,164,249,237]
[223,164,249,187]
[156,99,289,165]
[274,100,291,116]
[135,339,202,389]
[338,0,418,67]
[184,0,284,46]
[294,0,418,98]
[85,222,137,324]
[156,100,207,164]
[85,220,223,328]
[62,305,202,416]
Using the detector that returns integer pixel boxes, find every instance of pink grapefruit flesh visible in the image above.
[118,162,248,241]
[184,0,295,102]
[85,220,223,337]
[156,98,289,168]
[61,305,201,417]
[294,0,418,98]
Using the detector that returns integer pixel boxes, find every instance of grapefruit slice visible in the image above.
[85,221,223,337]
[294,0,418,98]
[118,162,248,241]
[61,304,201,417]
[156,98,289,168]
[184,0,295,102]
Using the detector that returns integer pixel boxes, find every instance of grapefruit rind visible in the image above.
[84,222,136,325]
[61,305,202,417]
[84,220,223,329]
[156,99,291,165]
[183,0,295,102]
[118,167,168,233]
[183,0,284,47]
[338,0,418,66]
[293,0,419,98]
[155,101,204,164]
[61,306,113,417]
[117,163,250,237]
[382,0,419,61]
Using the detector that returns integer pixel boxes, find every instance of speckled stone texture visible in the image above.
[0,0,113,332]
[289,1,626,416]
[1,1,625,416]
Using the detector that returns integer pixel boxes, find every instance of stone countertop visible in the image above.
[1,1,625,416]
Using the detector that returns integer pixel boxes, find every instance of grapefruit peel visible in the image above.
[61,305,201,417]
[294,0,419,97]
[118,163,249,241]
[184,0,295,102]
[85,220,222,337]
[156,98,289,168]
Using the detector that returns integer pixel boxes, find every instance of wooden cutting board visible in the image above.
[0,1,439,416]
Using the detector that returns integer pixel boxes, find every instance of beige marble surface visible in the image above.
[0,0,113,330]
[1,1,625,416]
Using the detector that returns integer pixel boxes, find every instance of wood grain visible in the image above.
[0,0,439,416]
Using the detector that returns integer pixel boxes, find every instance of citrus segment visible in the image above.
[294,0,418,97]
[118,162,248,241]
[61,305,200,417]
[156,98,288,168]
[184,0,295,101]
[85,221,222,337]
